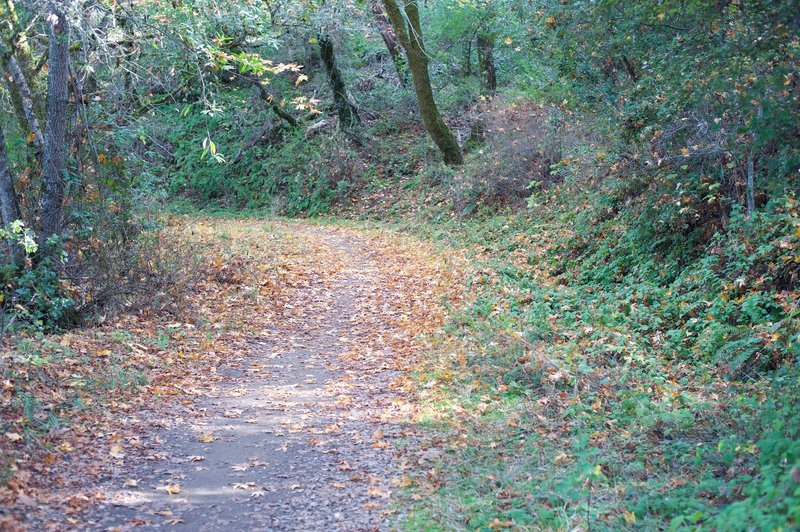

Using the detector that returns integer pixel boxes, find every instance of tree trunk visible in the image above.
[477,32,496,97]
[621,55,639,83]
[7,55,45,153]
[371,0,408,86]
[462,36,473,77]
[1,0,44,115]
[382,0,463,166]
[0,125,23,266]
[318,33,360,129]
[38,8,70,253]
[746,150,755,218]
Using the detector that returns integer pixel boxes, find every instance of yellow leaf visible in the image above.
[623,511,636,524]
[198,433,215,443]
[488,518,515,529]
[367,486,390,498]
[109,444,125,458]
[166,483,181,495]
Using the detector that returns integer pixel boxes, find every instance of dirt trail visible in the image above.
[80,225,443,531]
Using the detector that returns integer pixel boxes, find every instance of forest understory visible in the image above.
[1,0,799,530]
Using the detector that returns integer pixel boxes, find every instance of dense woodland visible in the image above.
[1,0,799,529]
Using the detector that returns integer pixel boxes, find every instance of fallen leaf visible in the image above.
[623,511,636,524]
[110,444,125,459]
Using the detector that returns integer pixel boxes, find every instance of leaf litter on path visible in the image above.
[0,217,461,530]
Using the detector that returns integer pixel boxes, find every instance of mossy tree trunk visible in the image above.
[382,0,463,166]
[0,125,23,266]
[6,55,44,153]
[318,33,360,129]
[371,0,408,86]
[477,32,496,97]
[1,0,45,142]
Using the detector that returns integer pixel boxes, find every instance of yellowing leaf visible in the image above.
[198,433,215,443]
[623,511,636,524]
[166,483,181,495]
[109,444,125,458]
[367,486,390,498]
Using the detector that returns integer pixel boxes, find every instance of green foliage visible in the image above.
[396,201,799,529]
[155,92,363,215]
[0,227,74,333]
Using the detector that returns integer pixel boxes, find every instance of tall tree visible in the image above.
[382,0,463,166]
[0,125,23,266]
[318,33,360,129]
[476,30,496,97]
[370,0,407,86]
[38,7,70,253]
[6,54,44,153]
[0,0,44,138]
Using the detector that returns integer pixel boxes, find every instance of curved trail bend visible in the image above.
[85,222,450,531]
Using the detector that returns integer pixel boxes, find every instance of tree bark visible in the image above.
[38,8,70,253]
[318,33,360,129]
[746,150,755,218]
[621,55,639,83]
[1,0,44,113]
[477,32,496,97]
[7,55,45,153]
[382,0,463,166]
[0,125,24,266]
[462,36,473,77]
[371,0,408,86]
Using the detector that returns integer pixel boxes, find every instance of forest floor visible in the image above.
[0,218,462,530]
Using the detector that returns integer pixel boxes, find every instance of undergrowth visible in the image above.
[392,193,799,529]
